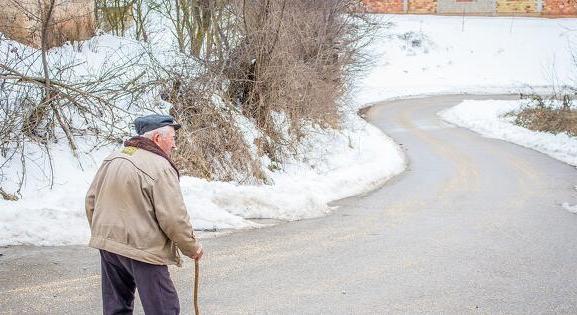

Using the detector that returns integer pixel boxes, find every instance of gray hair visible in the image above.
[141,125,173,139]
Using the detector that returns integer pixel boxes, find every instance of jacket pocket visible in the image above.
[98,224,129,244]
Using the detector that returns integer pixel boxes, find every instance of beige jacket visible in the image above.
[85,146,200,266]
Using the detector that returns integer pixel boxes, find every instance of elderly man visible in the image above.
[85,114,203,315]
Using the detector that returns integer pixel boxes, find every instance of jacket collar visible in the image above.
[124,136,180,178]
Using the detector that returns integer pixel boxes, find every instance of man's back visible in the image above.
[85,116,202,315]
[86,147,197,266]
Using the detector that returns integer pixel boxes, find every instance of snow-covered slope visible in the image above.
[354,15,577,107]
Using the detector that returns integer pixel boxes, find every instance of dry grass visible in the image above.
[163,76,267,184]
[515,107,577,137]
[172,104,268,184]
[514,94,577,137]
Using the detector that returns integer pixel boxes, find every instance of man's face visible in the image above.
[154,127,176,157]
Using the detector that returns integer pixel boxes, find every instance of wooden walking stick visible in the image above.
[194,259,200,315]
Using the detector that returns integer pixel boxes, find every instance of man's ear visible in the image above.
[152,133,161,143]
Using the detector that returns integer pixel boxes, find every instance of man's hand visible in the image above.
[191,244,203,260]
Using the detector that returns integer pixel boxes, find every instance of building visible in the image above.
[363,0,577,16]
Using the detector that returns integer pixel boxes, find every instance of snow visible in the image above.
[354,15,577,108]
[204,114,405,222]
[563,202,577,214]
[2,14,577,245]
[564,185,577,214]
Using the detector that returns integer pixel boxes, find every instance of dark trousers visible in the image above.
[99,250,180,315]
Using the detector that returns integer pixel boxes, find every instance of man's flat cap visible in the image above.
[134,114,181,135]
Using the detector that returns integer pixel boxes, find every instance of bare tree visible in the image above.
[0,0,158,198]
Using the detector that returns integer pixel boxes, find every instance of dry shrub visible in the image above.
[158,0,374,184]
[515,107,577,137]
[97,0,135,36]
[164,76,266,184]
[225,0,373,161]
[515,93,577,137]
[173,104,267,183]
[150,0,374,184]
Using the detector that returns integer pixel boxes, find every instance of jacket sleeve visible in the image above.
[152,167,201,258]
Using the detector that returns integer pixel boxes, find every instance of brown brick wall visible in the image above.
[363,0,577,15]
[543,0,577,15]
[364,0,405,13]
[0,0,95,49]
[408,0,437,13]
[496,0,537,14]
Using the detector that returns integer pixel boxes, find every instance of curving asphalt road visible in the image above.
[1,94,577,314]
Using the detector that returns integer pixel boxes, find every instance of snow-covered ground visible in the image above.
[2,14,577,246]
[354,15,577,108]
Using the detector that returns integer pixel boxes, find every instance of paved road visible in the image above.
[2,94,577,314]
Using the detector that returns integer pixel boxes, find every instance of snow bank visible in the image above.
[198,113,406,223]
